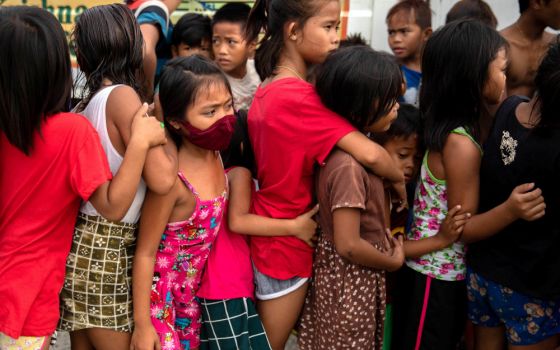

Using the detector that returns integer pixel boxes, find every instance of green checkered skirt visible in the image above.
[58,213,137,332]
[200,297,271,350]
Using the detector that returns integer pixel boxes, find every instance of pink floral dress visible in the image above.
[406,127,481,281]
[150,171,227,350]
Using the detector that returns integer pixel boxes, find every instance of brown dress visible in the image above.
[298,150,387,350]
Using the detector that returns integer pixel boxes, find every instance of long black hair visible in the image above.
[420,19,506,152]
[159,55,232,147]
[534,39,560,131]
[73,4,144,111]
[0,6,72,155]
[245,0,328,80]
[315,46,402,131]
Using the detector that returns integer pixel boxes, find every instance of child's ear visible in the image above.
[284,20,300,41]
[422,27,433,42]
[169,120,182,130]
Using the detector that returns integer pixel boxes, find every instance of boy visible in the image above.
[171,13,212,59]
[386,1,432,105]
[212,3,261,111]
[501,0,560,98]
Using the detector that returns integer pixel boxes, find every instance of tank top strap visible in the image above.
[177,171,199,196]
[451,126,483,155]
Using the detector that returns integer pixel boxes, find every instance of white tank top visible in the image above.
[79,85,146,223]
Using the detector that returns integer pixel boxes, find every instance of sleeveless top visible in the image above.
[79,85,147,224]
[406,127,482,281]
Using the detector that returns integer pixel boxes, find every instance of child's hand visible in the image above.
[391,179,408,212]
[387,234,405,272]
[130,323,161,350]
[506,183,546,221]
[292,205,319,247]
[130,103,167,149]
[436,205,470,246]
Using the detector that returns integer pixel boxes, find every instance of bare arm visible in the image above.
[332,208,404,272]
[130,186,177,350]
[108,86,177,196]
[140,23,159,102]
[227,167,318,246]
[89,103,166,221]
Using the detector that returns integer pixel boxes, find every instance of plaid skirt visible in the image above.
[199,297,271,350]
[58,213,137,332]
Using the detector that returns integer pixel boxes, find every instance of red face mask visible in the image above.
[179,114,236,151]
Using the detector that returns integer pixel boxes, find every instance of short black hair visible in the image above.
[386,0,432,30]
[172,13,211,48]
[212,3,251,29]
[446,0,498,28]
[374,104,422,145]
[519,0,551,13]
[315,46,402,131]
[0,6,72,155]
[159,55,232,147]
[339,33,368,48]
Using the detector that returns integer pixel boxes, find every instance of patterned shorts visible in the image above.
[58,213,137,332]
[0,333,49,350]
[467,268,560,345]
[199,298,271,350]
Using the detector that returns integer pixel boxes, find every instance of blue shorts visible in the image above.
[467,268,560,345]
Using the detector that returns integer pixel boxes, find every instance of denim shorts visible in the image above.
[467,268,560,345]
[252,263,308,301]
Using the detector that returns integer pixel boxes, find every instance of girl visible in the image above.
[131,55,233,350]
[392,20,544,350]
[297,46,405,350]
[0,7,164,348]
[58,4,176,349]
[244,1,406,348]
[467,42,559,350]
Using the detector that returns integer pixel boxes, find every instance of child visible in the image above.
[445,0,498,28]
[467,42,559,350]
[212,3,261,111]
[0,6,164,347]
[500,0,560,98]
[386,0,432,105]
[131,55,234,350]
[198,165,319,350]
[298,46,405,350]
[244,1,406,348]
[57,4,176,349]
[171,13,212,59]
[392,20,543,350]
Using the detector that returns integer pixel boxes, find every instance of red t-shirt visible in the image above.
[248,78,356,279]
[0,112,112,338]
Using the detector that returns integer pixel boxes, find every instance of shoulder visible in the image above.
[443,131,482,163]
[106,85,142,121]
[322,149,366,178]
[46,112,98,136]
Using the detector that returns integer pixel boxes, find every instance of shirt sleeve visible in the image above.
[70,129,112,201]
[136,1,169,33]
[299,90,356,165]
[327,155,368,212]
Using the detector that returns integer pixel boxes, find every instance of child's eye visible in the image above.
[212,38,219,45]
[204,109,215,116]
[227,39,237,45]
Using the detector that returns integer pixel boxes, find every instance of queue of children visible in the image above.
[2,0,560,350]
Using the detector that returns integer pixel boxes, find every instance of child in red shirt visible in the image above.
[244,1,406,348]
[0,6,165,347]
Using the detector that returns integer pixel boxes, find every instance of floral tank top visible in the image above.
[406,127,482,281]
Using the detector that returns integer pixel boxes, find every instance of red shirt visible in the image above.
[248,78,355,279]
[0,113,112,338]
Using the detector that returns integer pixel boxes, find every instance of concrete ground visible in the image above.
[52,331,300,349]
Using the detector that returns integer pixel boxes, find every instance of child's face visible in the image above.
[212,22,253,78]
[183,82,234,131]
[293,0,341,65]
[482,48,507,105]
[539,0,560,30]
[365,102,400,134]
[383,134,420,183]
[172,40,212,59]
[387,10,430,63]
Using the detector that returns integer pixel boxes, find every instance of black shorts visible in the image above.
[392,266,467,350]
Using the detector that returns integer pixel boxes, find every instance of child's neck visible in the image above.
[274,53,307,82]
[180,141,219,160]
[400,56,421,73]
[516,14,547,41]
[227,63,248,80]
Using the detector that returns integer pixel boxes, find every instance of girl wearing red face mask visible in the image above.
[131,56,235,350]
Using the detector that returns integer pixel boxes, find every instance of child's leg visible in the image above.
[509,335,559,350]
[0,333,51,350]
[473,325,505,350]
[85,328,131,350]
[257,283,308,350]
[69,330,93,350]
